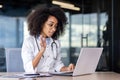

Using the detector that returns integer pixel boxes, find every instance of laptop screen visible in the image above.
[73,48,103,76]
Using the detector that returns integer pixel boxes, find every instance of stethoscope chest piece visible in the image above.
[51,40,58,60]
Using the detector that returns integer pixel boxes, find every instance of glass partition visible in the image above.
[0,16,24,48]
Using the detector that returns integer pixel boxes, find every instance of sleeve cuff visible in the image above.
[55,63,64,72]
[24,61,36,73]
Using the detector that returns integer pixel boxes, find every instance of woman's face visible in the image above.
[41,15,58,38]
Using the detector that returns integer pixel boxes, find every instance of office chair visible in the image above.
[5,48,24,72]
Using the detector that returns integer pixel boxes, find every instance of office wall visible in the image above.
[113,0,120,73]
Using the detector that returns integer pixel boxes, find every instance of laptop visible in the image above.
[49,48,103,76]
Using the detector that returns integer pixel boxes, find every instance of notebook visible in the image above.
[49,48,103,76]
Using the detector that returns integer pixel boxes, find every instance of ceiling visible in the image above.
[0,0,108,16]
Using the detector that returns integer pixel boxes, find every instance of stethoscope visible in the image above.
[51,40,58,60]
[35,36,58,60]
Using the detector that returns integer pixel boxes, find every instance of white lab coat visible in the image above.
[21,35,64,73]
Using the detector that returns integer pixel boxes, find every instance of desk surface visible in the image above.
[0,72,120,80]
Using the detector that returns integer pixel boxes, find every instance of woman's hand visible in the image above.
[40,35,46,53]
[67,63,75,71]
[60,63,75,72]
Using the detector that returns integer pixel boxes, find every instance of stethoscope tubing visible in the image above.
[35,36,58,60]
[51,41,58,60]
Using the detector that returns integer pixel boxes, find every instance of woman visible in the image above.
[21,5,74,73]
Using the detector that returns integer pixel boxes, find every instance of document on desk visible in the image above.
[0,73,52,78]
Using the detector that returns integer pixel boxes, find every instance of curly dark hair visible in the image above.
[27,5,67,39]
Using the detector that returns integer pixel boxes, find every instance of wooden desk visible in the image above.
[0,72,120,80]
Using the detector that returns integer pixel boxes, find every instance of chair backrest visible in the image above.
[0,48,6,72]
[5,48,24,72]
